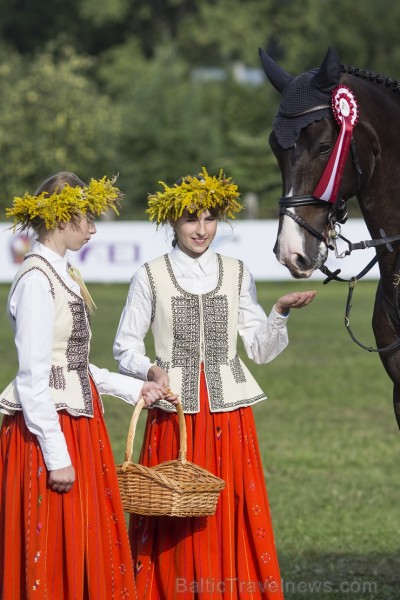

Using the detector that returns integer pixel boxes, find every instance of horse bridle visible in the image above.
[277,132,363,242]
[278,195,348,249]
[276,114,400,353]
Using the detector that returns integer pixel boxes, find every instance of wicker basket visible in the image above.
[116,398,225,517]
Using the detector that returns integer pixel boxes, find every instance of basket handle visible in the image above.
[124,398,187,464]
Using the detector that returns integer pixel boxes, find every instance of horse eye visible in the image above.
[319,143,332,155]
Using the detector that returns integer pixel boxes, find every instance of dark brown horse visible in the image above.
[259,46,400,427]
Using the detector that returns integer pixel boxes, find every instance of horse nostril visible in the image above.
[294,254,311,270]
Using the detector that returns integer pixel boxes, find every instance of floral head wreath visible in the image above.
[6,176,122,232]
[146,167,243,225]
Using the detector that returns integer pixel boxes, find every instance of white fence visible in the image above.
[0,219,379,283]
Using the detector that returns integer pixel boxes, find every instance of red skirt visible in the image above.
[0,380,136,600]
[130,367,284,599]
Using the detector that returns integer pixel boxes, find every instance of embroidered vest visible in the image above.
[145,253,267,413]
[0,254,97,417]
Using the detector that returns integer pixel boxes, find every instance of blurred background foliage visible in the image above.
[1,0,400,217]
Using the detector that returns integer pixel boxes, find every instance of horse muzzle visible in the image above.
[275,194,335,278]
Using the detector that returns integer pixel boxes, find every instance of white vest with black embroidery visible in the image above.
[145,253,267,413]
[0,254,98,417]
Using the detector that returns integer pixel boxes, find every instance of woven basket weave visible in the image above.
[116,398,226,517]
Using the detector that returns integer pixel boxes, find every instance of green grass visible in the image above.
[1,280,399,599]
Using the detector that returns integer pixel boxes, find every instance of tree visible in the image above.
[98,42,225,216]
[3,0,400,219]
[97,38,284,218]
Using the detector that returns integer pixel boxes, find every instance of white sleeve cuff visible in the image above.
[37,431,72,471]
[118,357,153,381]
[271,305,290,322]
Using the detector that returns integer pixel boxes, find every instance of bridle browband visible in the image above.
[279,104,331,117]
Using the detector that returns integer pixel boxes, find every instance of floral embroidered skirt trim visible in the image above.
[130,365,284,599]
[0,380,136,600]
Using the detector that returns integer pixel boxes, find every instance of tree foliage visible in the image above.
[0,42,120,202]
[1,0,400,218]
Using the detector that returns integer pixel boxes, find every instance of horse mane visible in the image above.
[341,63,400,94]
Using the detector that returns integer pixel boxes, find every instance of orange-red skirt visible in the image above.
[130,367,284,599]
[0,380,136,600]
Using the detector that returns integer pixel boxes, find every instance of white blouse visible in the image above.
[7,241,144,472]
[113,245,289,380]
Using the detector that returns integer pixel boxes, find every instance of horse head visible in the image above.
[262,48,400,428]
[260,47,370,278]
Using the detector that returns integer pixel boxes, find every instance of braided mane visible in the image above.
[341,63,400,94]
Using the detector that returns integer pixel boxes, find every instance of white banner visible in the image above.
[0,219,379,282]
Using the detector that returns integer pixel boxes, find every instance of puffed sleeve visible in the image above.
[238,264,289,364]
[113,266,154,379]
[11,273,72,471]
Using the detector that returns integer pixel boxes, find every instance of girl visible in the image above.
[113,168,316,599]
[0,171,175,599]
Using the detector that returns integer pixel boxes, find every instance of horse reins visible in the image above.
[322,233,400,353]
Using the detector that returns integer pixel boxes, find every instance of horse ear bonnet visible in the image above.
[259,47,341,149]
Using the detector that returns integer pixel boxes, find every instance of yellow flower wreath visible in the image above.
[146,167,243,225]
[6,176,121,231]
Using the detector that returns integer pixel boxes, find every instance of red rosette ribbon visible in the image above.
[313,85,359,203]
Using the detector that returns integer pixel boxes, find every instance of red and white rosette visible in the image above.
[313,85,359,203]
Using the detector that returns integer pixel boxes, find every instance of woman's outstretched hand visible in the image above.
[275,290,316,315]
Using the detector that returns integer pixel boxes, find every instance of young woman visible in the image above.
[0,171,175,599]
[113,168,316,599]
